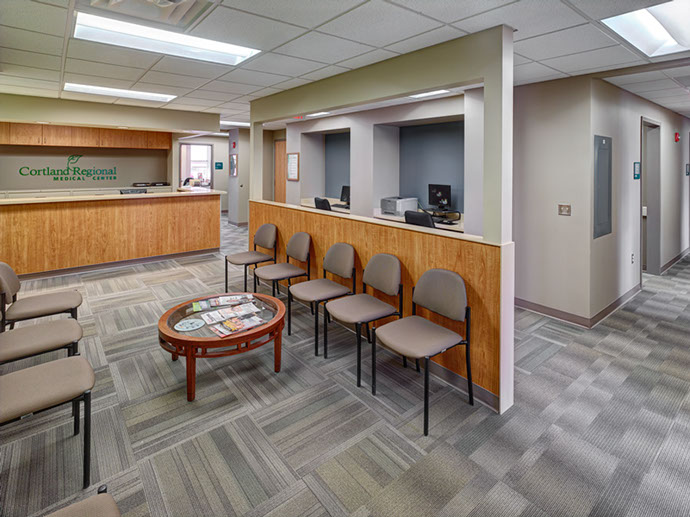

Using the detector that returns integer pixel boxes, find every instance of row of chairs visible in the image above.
[226,224,473,436]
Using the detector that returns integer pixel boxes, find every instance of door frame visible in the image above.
[273,139,286,203]
[640,116,661,280]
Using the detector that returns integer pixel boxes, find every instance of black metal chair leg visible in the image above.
[355,323,361,387]
[225,260,229,292]
[402,356,408,368]
[466,344,474,405]
[287,290,292,336]
[73,399,80,435]
[272,281,276,297]
[424,357,430,436]
[371,327,377,395]
[416,359,421,372]
[365,323,371,343]
[254,271,258,293]
[314,303,319,356]
[310,302,314,316]
[323,305,328,359]
[70,308,78,320]
[83,390,91,489]
[243,264,248,292]
[73,341,79,356]
[9,322,14,330]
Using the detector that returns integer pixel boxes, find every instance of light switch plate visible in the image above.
[558,204,571,216]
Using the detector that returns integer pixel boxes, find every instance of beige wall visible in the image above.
[227,128,250,224]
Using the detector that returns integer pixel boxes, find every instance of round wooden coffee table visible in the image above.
[158,292,285,401]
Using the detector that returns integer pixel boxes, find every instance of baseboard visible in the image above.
[18,248,221,280]
[227,220,248,227]
[661,246,690,274]
[516,283,641,329]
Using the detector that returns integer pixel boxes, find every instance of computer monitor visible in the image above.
[340,185,350,204]
[428,184,451,210]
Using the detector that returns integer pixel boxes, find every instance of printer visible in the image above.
[380,196,418,216]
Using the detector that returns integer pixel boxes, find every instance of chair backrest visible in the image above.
[314,197,332,211]
[412,268,467,321]
[254,223,277,249]
[404,210,435,228]
[286,232,311,262]
[323,243,355,278]
[363,253,400,296]
[0,262,20,300]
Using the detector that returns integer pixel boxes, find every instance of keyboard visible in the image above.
[332,204,350,209]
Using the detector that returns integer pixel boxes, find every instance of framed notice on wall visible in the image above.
[229,154,238,177]
[287,153,299,181]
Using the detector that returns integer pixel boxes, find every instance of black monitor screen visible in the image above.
[340,185,350,203]
[428,184,451,208]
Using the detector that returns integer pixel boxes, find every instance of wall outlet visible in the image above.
[558,204,572,216]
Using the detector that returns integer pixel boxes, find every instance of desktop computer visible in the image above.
[428,184,459,225]
[332,185,350,209]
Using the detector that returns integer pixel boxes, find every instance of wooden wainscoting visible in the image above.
[0,195,220,275]
[249,200,503,398]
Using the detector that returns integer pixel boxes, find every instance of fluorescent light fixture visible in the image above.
[220,121,250,127]
[64,82,176,102]
[73,12,260,66]
[306,112,331,117]
[409,89,450,99]
[603,1,690,57]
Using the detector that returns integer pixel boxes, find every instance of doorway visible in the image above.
[641,119,661,277]
[180,143,213,188]
[274,139,286,203]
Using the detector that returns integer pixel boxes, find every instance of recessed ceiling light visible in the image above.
[409,89,450,99]
[306,112,331,117]
[73,12,260,66]
[603,0,690,57]
[220,121,250,127]
[63,83,176,102]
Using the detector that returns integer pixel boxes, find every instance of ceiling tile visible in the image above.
[514,62,567,85]
[300,65,349,81]
[337,49,398,69]
[2,0,67,36]
[172,97,222,107]
[541,45,641,74]
[675,76,690,88]
[0,64,60,82]
[113,98,167,108]
[66,39,160,69]
[131,84,193,97]
[0,27,63,56]
[318,0,443,47]
[186,90,243,102]
[65,59,145,81]
[63,72,135,89]
[220,0,366,28]
[251,86,282,97]
[161,104,209,112]
[138,70,209,89]
[514,24,617,61]
[272,77,312,90]
[0,85,58,98]
[605,70,668,85]
[384,26,465,54]
[453,0,586,42]
[243,53,325,76]
[218,69,291,87]
[200,106,226,113]
[638,87,689,99]
[623,79,682,93]
[664,66,690,79]
[274,32,373,63]
[0,48,61,70]
[389,0,513,23]
[151,56,232,79]
[60,91,117,103]
[191,6,306,51]
[0,75,57,90]
[217,101,251,110]
[567,0,667,21]
[201,80,262,95]
[231,94,261,103]
[514,53,532,65]
[643,94,690,104]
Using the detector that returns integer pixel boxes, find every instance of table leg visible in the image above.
[186,349,196,401]
[274,329,282,373]
[172,352,178,361]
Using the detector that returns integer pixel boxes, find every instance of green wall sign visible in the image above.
[18,155,117,182]
[633,161,641,180]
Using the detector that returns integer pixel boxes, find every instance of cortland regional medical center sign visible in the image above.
[18,155,117,182]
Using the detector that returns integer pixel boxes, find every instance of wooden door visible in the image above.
[274,140,286,203]
[10,123,42,145]
[71,126,100,147]
[43,125,72,146]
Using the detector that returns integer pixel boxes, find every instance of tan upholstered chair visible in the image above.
[0,319,83,366]
[0,262,82,332]
[254,232,311,297]
[46,486,121,517]
[372,268,473,436]
[0,356,95,488]
[225,223,277,292]
[289,242,355,353]
[325,253,402,386]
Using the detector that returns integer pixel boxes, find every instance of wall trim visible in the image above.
[228,220,248,227]
[661,246,690,274]
[516,283,641,329]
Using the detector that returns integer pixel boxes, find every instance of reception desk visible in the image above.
[0,190,222,275]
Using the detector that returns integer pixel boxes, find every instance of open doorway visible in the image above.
[180,143,213,188]
[641,118,661,277]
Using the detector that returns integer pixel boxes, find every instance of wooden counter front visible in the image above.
[1,193,220,275]
[250,200,505,403]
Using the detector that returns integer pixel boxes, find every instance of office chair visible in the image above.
[314,197,332,211]
[404,210,435,228]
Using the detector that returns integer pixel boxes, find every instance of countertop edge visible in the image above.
[0,190,225,206]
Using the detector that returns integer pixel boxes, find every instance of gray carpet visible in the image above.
[2,220,690,517]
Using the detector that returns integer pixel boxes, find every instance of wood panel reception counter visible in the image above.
[0,190,222,275]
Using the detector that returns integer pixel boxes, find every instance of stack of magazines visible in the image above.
[198,301,265,337]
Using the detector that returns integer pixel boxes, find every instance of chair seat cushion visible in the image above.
[0,319,83,363]
[375,316,462,359]
[0,356,95,423]
[255,263,306,281]
[226,250,273,266]
[289,278,350,303]
[46,494,121,517]
[6,290,82,322]
[326,293,396,324]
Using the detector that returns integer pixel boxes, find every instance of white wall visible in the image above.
[464,88,484,236]
[227,128,250,224]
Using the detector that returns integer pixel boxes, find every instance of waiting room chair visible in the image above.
[0,262,82,332]
[326,253,402,387]
[0,356,95,488]
[314,197,332,211]
[47,485,121,517]
[372,268,473,436]
[0,319,83,366]
[225,223,277,292]
[289,242,355,353]
[254,231,311,298]
[404,210,435,228]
